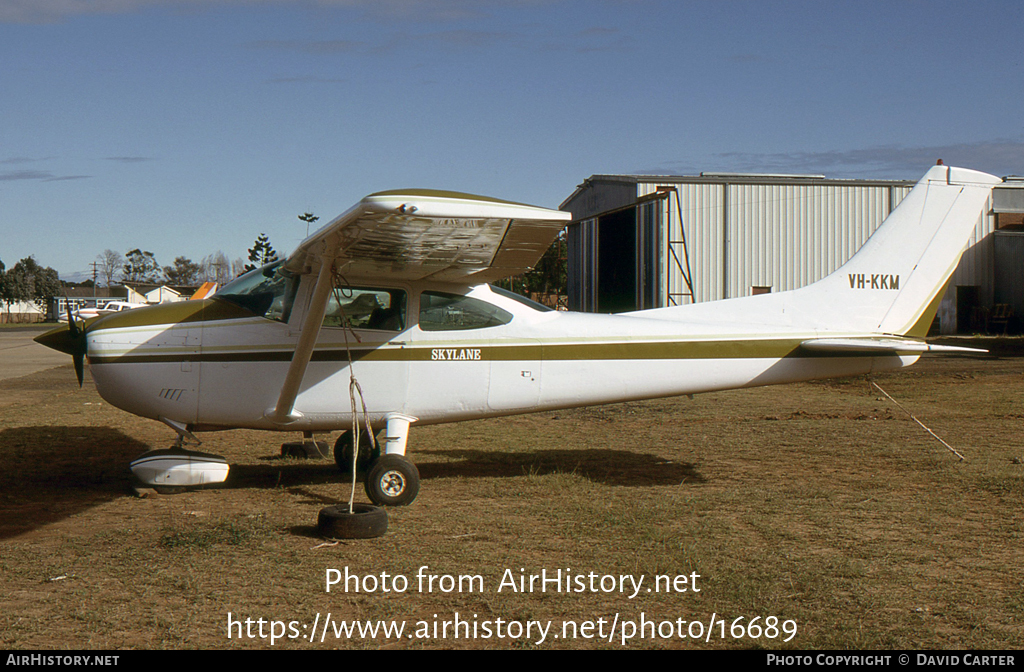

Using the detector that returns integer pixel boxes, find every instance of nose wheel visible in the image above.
[335,415,420,507]
[365,454,420,506]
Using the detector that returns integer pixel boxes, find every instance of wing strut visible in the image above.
[266,259,335,424]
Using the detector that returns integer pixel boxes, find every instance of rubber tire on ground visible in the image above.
[317,503,388,539]
[153,485,186,495]
[333,429,380,476]
[365,454,420,507]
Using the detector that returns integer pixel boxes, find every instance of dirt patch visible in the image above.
[1,355,1023,649]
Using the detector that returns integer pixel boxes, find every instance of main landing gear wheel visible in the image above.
[317,503,388,539]
[365,454,420,507]
[334,429,380,477]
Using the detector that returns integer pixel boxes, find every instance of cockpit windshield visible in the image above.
[215,261,299,323]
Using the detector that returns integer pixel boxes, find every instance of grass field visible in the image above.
[1,353,1022,649]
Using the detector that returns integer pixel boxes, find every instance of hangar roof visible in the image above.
[560,173,916,221]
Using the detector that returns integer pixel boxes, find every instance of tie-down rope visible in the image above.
[871,381,965,461]
[330,271,379,509]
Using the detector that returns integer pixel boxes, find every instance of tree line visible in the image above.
[94,234,279,287]
[2,217,568,320]
[0,233,281,322]
[0,256,62,318]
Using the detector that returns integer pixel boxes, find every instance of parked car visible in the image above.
[59,300,147,322]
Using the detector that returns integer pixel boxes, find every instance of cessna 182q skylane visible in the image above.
[36,165,1000,508]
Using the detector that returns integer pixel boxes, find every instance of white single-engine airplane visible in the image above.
[36,165,1000,507]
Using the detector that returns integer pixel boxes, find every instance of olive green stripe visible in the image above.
[903,279,950,338]
[89,338,887,365]
[370,340,879,361]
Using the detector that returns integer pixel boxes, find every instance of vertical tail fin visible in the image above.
[796,165,1000,336]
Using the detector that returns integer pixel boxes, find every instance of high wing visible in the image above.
[269,188,570,424]
[284,189,571,283]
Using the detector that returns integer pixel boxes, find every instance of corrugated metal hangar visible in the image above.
[560,171,1024,334]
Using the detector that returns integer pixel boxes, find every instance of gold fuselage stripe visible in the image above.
[87,337,887,365]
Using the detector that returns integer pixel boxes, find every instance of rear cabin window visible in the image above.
[418,291,513,331]
[324,287,407,331]
[488,284,554,312]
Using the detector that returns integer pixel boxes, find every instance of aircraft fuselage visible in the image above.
[83,280,912,433]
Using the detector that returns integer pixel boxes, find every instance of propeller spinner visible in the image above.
[34,302,88,387]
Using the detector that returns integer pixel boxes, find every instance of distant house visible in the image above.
[48,287,128,323]
[125,283,184,305]
[123,282,204,303]
[48,283,201,322]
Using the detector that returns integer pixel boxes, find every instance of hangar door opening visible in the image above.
[568,199,664,313]
[597,208,637,313]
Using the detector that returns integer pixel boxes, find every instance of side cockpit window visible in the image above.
[216,261,299,323]
[324,287,407,331]
[418,291,513,331]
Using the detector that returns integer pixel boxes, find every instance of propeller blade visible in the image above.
[37,296,89,387]
[65,298,85,386]
[73,353,85,388]
[65,300,80,338]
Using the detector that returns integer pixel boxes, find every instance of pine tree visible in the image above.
[122,249,160,283]
[244,234,278,272]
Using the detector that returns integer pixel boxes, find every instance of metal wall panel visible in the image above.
[950,193,996,289]
[994,186,1024,213]
[944,193,998,331]
[563,180,638,221]
[638,182,724,303]
[994,231,1024,323]
[636,200,662,309]
[571,175,1005,333]
[567,218,598,312]
[726,184,891,296]
[638,180,908,302]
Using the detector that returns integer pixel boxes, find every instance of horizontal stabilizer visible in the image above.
[800,338,987,354]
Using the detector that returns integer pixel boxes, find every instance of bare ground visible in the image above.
[1,354,1022,649]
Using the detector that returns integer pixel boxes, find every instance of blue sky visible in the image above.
[2,0,1022,279]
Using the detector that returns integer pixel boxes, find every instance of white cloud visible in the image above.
[0,169,53,181]
[0,0,561,24]
[245,38,365,54]
[0,169,91,181]
[0,0,158,23]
